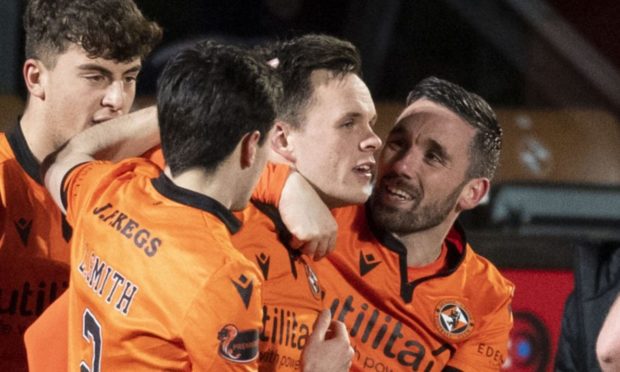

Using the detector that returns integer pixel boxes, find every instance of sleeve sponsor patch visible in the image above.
[217,324,259,363]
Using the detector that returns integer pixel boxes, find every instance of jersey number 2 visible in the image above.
[80,309,102,372]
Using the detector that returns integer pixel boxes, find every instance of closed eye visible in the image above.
[85,74,105,83]
[340,120,355,128]
[425,140,449,165]
[387,138,407,150]
[425,151,444,164]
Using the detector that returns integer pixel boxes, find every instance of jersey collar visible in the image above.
[7,119,43,184]
[151,173,242,234]
[366,202,468,303]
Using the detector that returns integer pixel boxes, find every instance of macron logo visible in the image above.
[359,251,381,276]
[14,218,33,246]
[232,274,254,309]
[255,253,270,280]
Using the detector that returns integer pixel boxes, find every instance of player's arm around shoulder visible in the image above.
[252,164,337,260]
[43,106,159,214]
[278,171,337,260]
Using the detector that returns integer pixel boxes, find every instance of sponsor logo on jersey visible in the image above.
[434,300,474,340]
[232,274,254,309]
[0,280,68,316]
[300,258,321,300]
[261,305,313,350]
[218,324,259,363]
[329,295,454,370]
[359,251,381,276]
[14,218,33,246]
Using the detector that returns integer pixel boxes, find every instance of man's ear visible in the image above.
[240,130,262,169]
[23,59,46,99]
[270,121,296,163]
[457,177,490,211]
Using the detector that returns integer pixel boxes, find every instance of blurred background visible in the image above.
[1,1,619,370]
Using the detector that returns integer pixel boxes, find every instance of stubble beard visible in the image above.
[370,179,465,234]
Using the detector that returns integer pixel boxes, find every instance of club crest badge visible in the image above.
[301,259,322,300]
[434,300,474,340]
[217,324,259,363]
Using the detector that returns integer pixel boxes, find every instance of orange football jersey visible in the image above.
[22,145,178,372]
[233,201,325,372]
[0,124,70,371]
[62,158,264,371]
[24,289,69,372]
[316,205,514,372]
[23,157,291,371]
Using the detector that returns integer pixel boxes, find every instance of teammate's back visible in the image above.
[63,159,264,370]
[44,41,281,370]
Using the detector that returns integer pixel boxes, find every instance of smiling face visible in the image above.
[370,99,478,234]
[287,70,382,208]
[37,44,141,149]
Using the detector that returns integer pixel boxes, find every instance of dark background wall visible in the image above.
[2,0,619,115]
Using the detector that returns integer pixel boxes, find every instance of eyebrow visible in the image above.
[343,111,377,122]
[77,63,142,78]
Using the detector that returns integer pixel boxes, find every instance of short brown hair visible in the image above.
[261,34,361,129]
[24,0,162,67]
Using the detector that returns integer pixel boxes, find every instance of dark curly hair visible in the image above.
[24,0,162,66]
[407,76,502,180]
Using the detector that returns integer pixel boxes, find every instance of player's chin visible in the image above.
[340,187,372,206]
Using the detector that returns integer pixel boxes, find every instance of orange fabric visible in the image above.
[24,291,69,372]
[141,146,288,208]
[316,205,515,371]
[141,145,165,168]
[22,147,162,372]
[251,163,290,208]
[62,158,263,371]
[24,157,290,371]
[233,202,324,371]
[0,129,70,372]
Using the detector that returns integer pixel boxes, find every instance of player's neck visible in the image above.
[267,150,290,165]
[19,106,56,164]
[164,166,235,209]
[395,218,454,267]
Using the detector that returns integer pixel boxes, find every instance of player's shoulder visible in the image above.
[63,158,162,221]
[0,153,33,201]
[173,214,258,272]
[0,133,15,164]
[141,145,164,169]
[201,236,263,287]
[236,202,276,230]
[332,204,365,226]
[233,203,280,252]
[71,157,161,184]
[463,244,515,301]
[105,156,161,176]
